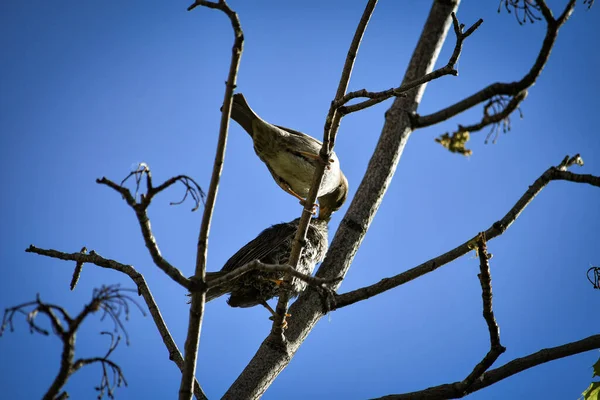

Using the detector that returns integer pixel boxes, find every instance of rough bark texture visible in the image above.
[223,1,461,398]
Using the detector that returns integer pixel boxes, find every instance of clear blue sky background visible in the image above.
[1,1,599,399]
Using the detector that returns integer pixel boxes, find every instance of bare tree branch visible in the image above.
[2,287,139,400]
[475,235,501,350]
[456,233,506,392]
[72,333,128,399]
[24,246,208,400]
[500,0,542,25]
[26,245,189,291]
[97,174,194,289]
[182,1,244,399]
[223,1,460,398]
[375,334,600,399]
[413,0,578,149]
[70,246,87,291]
[332,155,599,309]
[1,297,68,338]
[337,13,483,116]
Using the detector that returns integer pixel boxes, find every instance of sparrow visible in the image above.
[230,93,348,219]
[205,217,329,316]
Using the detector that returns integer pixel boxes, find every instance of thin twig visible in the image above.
[207,260,342,290]
[587,265,599,289]
[71,333,128,399]
[3,287,137,400]
[70,246,87,291]
[500,0,542,25]
[456,233,506,392]
[269,0,380,339]
[182,1,244,399]
[435,91,527,155]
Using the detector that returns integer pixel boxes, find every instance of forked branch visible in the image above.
[24,246,208,400]
[336,13,483,116]
[1,286,140,400]
[414,0,579,152]
[97,164,204,289]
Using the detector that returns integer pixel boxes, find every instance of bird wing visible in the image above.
[221,220,299,272]
[274,124,323,154]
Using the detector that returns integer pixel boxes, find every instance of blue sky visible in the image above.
[1,1,599,399]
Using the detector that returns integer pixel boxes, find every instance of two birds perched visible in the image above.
[205,93,348,313]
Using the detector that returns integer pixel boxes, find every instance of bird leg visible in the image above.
[261,301,291,318]
[259,278,293,328]
[267,278,285,286]
[296,150,335,170]
[261,301,291,329]
[299,199,318,216]
[280,183,317,215]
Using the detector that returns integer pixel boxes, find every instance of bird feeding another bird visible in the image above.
[205,217,329,318]
[230,93,348,220]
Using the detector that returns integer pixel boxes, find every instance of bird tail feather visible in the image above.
[231,93,259,137]
[205,271,230,302]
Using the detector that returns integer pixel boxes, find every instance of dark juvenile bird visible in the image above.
[205,217,329,315]
[230,93,348,220]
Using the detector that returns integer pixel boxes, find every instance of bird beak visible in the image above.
[318,206,333,221]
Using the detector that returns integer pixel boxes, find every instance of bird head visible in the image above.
[318,172,348,221]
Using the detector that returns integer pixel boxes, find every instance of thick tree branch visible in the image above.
[332,155,598,309]
[182,1,244,399]
[375,334,600,399]
[224,1,459,398]
[413,0,578,139]
[24,246,208,400]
